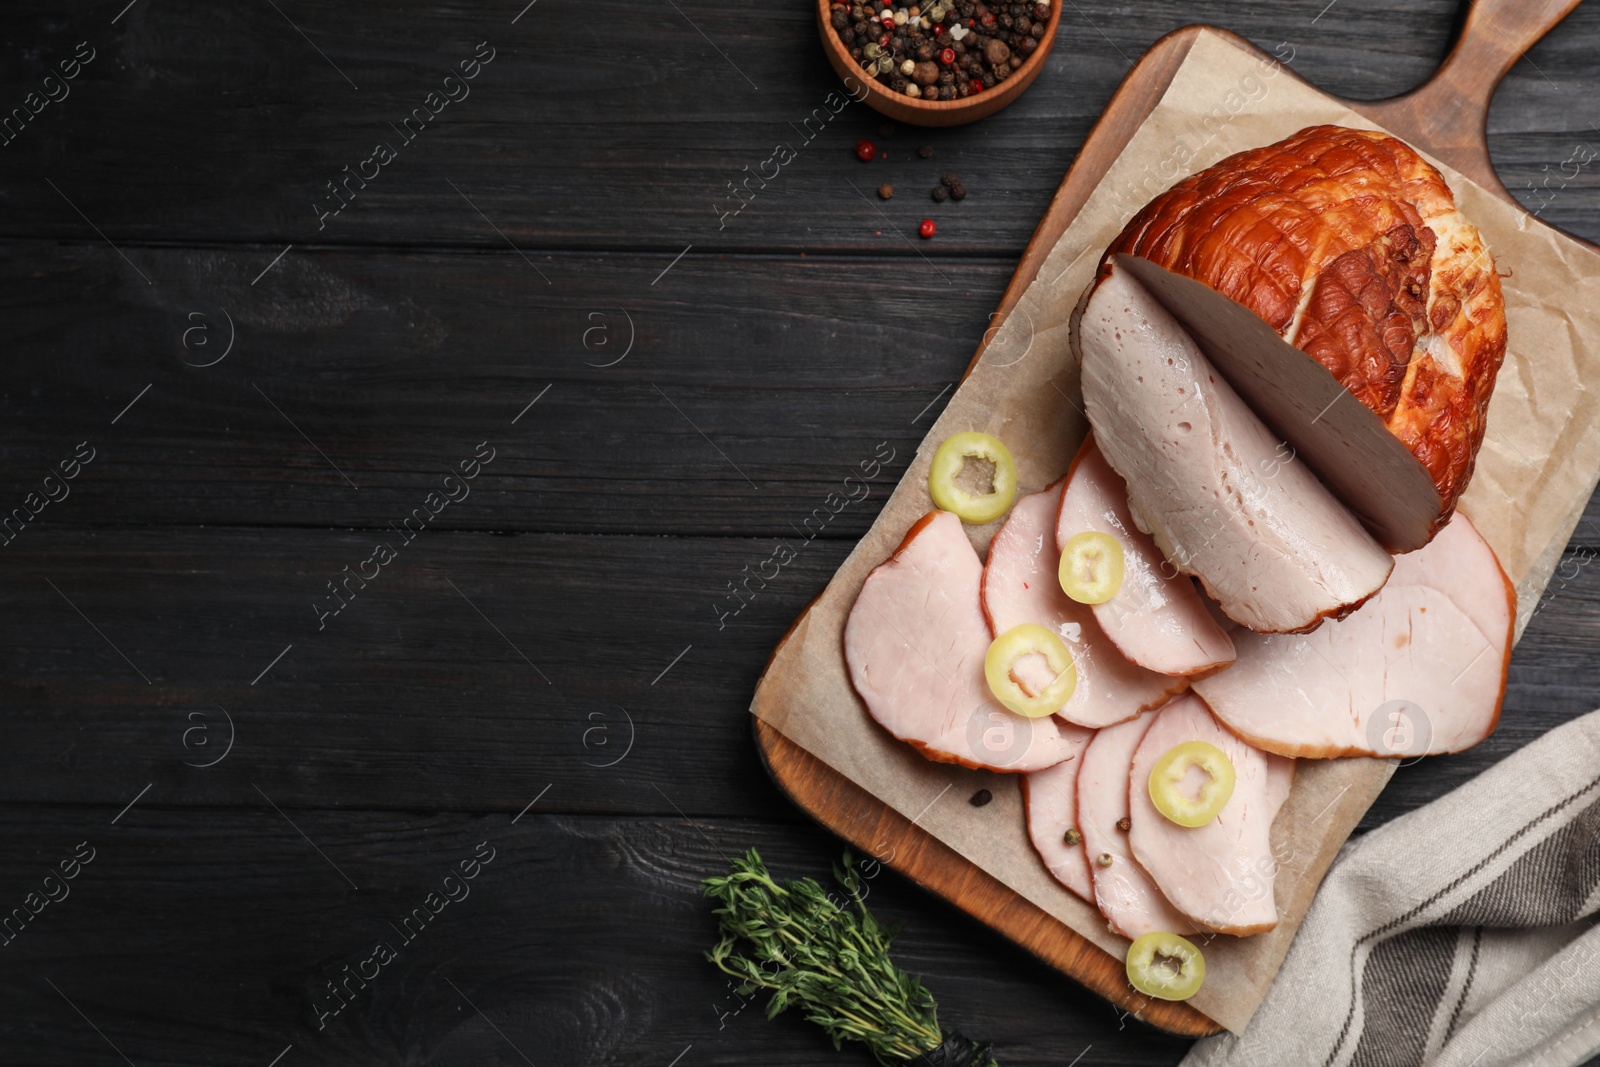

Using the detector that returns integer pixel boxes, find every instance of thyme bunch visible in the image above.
[703,849,999,1067]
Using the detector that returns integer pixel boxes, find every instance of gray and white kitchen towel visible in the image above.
[1184,708,1600,1067]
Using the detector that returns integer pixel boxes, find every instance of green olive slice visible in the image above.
[983,624,1077,719]
[1058,531,1125,604]
[1126,931,1205,1001]
[928,432,1017,524]
[1148,741,1236,828]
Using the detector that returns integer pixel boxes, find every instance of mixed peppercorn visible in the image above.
[830,0,1052,100]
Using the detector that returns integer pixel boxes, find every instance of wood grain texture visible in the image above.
[0,808,1193,1066]
[0,244,982,537]
[0,0,1597,1062]
[0,2,1595,253]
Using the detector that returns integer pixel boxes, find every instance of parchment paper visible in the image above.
[751,30,1600,1034]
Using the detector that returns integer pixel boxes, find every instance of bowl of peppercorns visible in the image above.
[818,0,1060,125]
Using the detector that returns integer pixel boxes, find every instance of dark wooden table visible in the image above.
[2,2,1599,1064]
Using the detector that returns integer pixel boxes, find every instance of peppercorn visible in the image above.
[939,45,956,64]
[890,75,909,93]
[918,144,934,158]
[855,139,877,161]
[938,69,955,85]
[905,82,922,98]
[930,184,948,202]
[916,42,935,61]
[832,8,850,28]
[877,182,894,199]
[949,180,967,200]
[1117,816,1131,832]
[1019,35,1038,54]
[1096,853,1114,868]
[1033,2,1049,21]
[1063,828,1083,846]
[918,218,936,238]
[913,60,939,85]
[970,788,993,807]
[984,37,1011,66]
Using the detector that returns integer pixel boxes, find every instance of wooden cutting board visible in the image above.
[754,0,1587,1039]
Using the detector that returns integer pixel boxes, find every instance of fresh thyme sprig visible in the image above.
[703,849,999,1067]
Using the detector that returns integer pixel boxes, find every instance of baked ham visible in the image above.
[1057,437,1236,673]
[1193,511,1514,758]
[844,510,1089,772]
[984,478,1186,728]
[1106,125,1508,546]
[1079,261,1395,633]
[1075,707,1200,939]
[1022,748,1096,902]
[1126,693,1294,935]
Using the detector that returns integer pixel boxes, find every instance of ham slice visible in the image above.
[1057,438,1235,676]
[1077,261,1395,634]
[984,479,1185,728]
[844,510,1087,773]
[1127,693,1291,935]
[1021,739,1096,901]
[1193,512,1514,757]
[1076,708,1200,939]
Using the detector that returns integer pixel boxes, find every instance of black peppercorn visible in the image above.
[970,788,993,807]
[877,182,894,199]
[832,9,850,28]
[931,184,949,202]
[940,171,959,187]
[949,181,966,200]
[918,143,934,158]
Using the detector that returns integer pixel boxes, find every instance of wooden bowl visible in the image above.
[815,0,1061,126]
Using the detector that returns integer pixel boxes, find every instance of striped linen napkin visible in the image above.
[1183,709,1600,1067]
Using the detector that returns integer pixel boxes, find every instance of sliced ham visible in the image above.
[984,479,1186,728]
[1193,512,1514,758]
[844,510,1088,773]
[1077,261,1395,634]
[1076,708,1200,939]
[1021,743,1096,901]
[1127,693,1291,935]
[1057,437,1235,676]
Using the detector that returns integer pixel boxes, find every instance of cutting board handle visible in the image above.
[1358,0,1583,195]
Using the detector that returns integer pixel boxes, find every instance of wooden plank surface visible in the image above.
[2,0,1600,1062]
